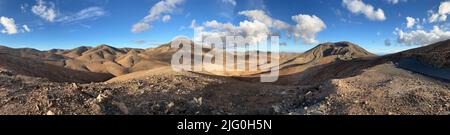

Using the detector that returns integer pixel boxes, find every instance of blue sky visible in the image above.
[0,0,449,54]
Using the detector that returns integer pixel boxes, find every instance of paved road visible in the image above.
[396,57,450,82]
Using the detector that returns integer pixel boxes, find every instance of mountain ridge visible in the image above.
[0,39,449,115]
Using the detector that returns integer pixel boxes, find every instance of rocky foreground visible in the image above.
[1,62,449,115]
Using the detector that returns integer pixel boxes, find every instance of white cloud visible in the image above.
[237,20,271,43]
[387,0,399,4]
[239,10,290,30]
[132,22,151,33]
[0,16,18,35]
[439,1,450,15]
[428,1,450,23]
[0,17,31,34]
[396,26,450,46]
[222,0,236,6]
[428,13,443,23]
[342,0,386,21]
[406,17,416,28]
[239,10,327,44]
[192,10,326,45]
[132,0,185,33]
[56,7,106,23]
[193,19,270,44]
[31,0,106,24]
[32,0,57,22]
[291,14,327,44]
[22,25,31,32]
[162,15,171,22]
[386,0,407,5]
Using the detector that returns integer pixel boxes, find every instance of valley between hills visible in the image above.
[0,39,449,115]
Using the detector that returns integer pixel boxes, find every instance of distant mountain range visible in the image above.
[0,39,448,83]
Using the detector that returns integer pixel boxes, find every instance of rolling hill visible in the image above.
[0,39,448,115]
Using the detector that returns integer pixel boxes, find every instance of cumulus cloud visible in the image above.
[428,1,450,23]
[239,10,326,44]
[396,26,450,46]
[238,10,290,30]
[0,17,18,35]
[132,0,185,33]
[192,10,326,45]
[439,1,450,15]
[192,19,270,44]
[32,0,57,22]
[222,0,237,6]
[395,2,450,45]
[291,14,327,44]
[56,7,106,23]
[342,0,386,21]
[0,17,31,35]
[406,17,416,28]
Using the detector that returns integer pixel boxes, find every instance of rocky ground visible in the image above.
[0,68,219,115]
[301,63,450,115]
[0,68,310,115]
